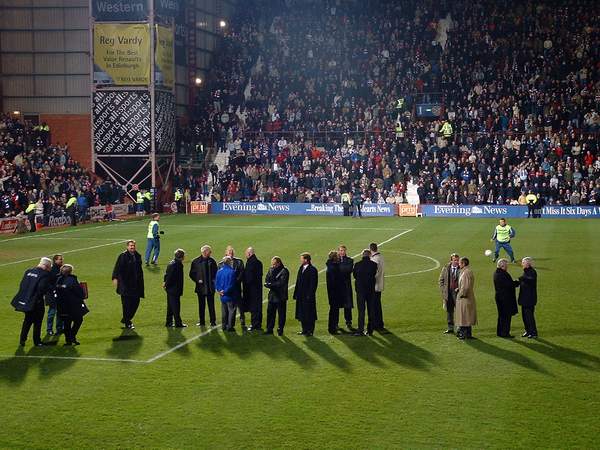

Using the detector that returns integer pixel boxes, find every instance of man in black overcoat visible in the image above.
[189,245,218,326]
[243,247,263,331]
[352,250,378,336]
[293,252,318,336]
[112,240,145,329]
[12,257,53,346]
[493,258,519,338]
[338,245,355,331]
[518,257,538,338]
[164,249,187,328]
[264,256,289,335]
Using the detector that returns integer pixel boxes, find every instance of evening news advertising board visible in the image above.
[420,204,600,219]
[211,202,396,217]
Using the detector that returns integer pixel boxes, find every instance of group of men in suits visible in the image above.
[438,253,539,340]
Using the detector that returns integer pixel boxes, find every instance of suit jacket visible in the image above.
[338,256,354,308]
[11,266,52,312]
[518,267,537,307]
[326,260,345,307]
[352,256,378,296]
[294,264,318,322]
[265,265,289,304]
[493,268,519,316]
[45,264,61,307]
[439,263,460,310]
[242,254,263,311]
[164,258,184,297]
[188,256,217,295]
[112,250,145,298]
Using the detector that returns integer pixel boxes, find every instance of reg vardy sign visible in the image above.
[211,202,396,217]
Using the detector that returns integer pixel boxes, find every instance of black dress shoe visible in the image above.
[175,323,188,328]
[165,323,174,327]
[277,330,283,336]
[19,341,26,347]
[296,331,306,335]
[499,334,515,339]
[457,334,466,340]
[352,331,365,337]
[196,322,205,327]
[34,342,47,347]
[522,332,529,338]
[210,322,217,327]
[527,334,538,339]
[444,329,454,334]
[329,330,341,335]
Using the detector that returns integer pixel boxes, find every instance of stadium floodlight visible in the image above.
[219,20,227,28]
[13,111,20,115]
[195,77,202,86]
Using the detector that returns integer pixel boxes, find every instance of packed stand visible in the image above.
[202,0,599,206]
[0,114,125,224]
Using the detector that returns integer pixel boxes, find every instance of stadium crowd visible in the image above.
[0,114,125,222]
[192,0,600,206]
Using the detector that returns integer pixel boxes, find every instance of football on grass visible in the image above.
[484,249,492,256]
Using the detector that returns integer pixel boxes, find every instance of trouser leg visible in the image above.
[207,293,216,325]
[71,317,83,341]
[121,296,128,324]
[152,239,160,263]
[356,294,366,332]
[278,302,287,332]
[145,239,153,263]
[168,295,182,326]
[328,306,339,332]
[166,296,174,325]
[372,292,384,329]
[221,302,228,329]
[366,294,375,334]
[20,311,34,344]
[128,297,140,322]
[227,303,236,330]
[63,319,73,343]
[31,302,44,345]
[47,306,56,333]
[446,297,455,330]
[343,307,352,326]
[197,294,206,324]
[266,302,276,331]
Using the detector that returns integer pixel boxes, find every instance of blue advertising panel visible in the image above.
[420,204,600,219]
[211,202,396,217]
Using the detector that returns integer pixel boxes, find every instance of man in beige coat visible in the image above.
[369,242,388,333]
[455,257,477,340]
[438,253,460,334]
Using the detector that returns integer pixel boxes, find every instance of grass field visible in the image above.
[0,214,599,449]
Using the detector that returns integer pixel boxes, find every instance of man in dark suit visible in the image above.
[163,249,187,328]
[493,258,519,338]
[264,256,289,335]
[337,245,355,331]
[518,257,538,338]
[218,246,245,330]
[293,252,318,336]
[112,240,144,329]
[243,247,263,331]
[352,250,378,336]
[438,253,460,334]
[189,245,218,327]
[12,257,53,346]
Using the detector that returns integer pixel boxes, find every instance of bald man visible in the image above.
[243,247,263,331]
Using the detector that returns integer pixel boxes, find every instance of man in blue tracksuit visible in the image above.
[215,256,238,331]
[145,213,161,266]
[491,218,516,262]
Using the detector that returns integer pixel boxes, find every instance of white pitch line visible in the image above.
[145,229,414,363]
[0,354,145,363]
[0,240,129,267]
[119,223,410,231]
[384,251,441,278]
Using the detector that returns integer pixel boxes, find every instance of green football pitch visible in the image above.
[0,214,598,448]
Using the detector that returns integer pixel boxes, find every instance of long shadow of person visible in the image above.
[0,345,77,385]
[371,332,438,371]
[302,337,352,372]
[512,338,600,372]
[466,338,552,376]
[165,327,191,358]
[106,329,144,360]
[197,328,227,357]
[334,334,387,368]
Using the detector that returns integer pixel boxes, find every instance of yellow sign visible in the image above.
[93,23,150,86]
[155,25,174,89]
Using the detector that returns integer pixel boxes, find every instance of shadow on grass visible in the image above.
[106,329,143,359]
[303,337,352,372]
[465,338,552,376]
[335,331,437,371]
[166,327,191,357]
[512,338,600,372]
[196,329,317,369]
[0,346,78,385]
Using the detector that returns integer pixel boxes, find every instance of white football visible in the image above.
[484,249,492,256]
